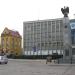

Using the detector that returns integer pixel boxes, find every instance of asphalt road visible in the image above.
[0,59,75,75]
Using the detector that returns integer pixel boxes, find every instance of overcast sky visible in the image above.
[0,0,75,37]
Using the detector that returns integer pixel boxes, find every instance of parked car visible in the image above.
[0,55,8,64]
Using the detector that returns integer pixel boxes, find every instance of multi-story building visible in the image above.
[70,19,75,56]
[70,19,75,44]
[23,18,64,55]
[0,36,1,50]
[1,27,22,56]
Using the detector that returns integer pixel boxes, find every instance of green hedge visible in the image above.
[8,54,63,59]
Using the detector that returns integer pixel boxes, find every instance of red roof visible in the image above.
[2,27,22,38]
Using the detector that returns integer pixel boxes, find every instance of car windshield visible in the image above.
[0,54,7,59]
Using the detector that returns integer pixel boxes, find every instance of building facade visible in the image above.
[70,19,75,56]
[23,18,64,55]
[1,27,22,56]
[70,19,75,44]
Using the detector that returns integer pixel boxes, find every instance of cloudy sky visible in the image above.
[0,0,75,37]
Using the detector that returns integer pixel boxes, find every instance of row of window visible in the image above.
[24,42,63,47]
[24,21,63,33]
[1,38,21,48]
[24,36,63,40]
[24,47,63,51]
[24,32,63,36]
[24,28,63,35]
[24,27,62,33]
[24,20,63,28]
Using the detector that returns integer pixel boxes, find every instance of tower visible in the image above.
[61,7,72,63]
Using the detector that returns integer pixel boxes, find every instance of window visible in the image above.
[52,25,55,32]
[2,38,4,48]
[52,21,55,25]
[19,42,21,46]
[65,49,69,56]
[16,53,18,55]
[64,25,67,28]
[12,38,14,48]
[6,38,9,48]
[72,49,75,55]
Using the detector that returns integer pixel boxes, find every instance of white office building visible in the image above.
[23,18,64,55]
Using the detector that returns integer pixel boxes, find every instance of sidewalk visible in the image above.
[8,59,75,66]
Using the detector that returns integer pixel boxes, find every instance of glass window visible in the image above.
[56,24,59,32]
[48,24,51,33]
[12,38,14,48]
[6,38,9,48]
[48,21,51,26]
[41,33,45,37]
[52,25,55,32]
[1,38,4,48]
[72,48,75,55]
[37,38,40,42]
[52,36,55,41]
[52,21,55,25]
[65,49,69,56]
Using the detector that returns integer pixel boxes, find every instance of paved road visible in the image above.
[0,59,75,75]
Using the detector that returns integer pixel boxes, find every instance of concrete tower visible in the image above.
[61,7,72,63]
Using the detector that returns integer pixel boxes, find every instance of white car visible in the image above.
[0,55,8,64]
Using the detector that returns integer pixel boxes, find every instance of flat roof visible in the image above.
[23,18,63,24]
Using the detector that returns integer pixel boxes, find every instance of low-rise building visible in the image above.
[1,27,22,56]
